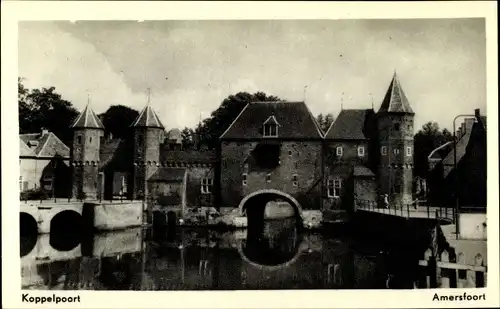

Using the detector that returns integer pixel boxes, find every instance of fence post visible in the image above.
[440,250,450,288]
[457,252,467,288]
[423,248,432,288]
[474,254,485,287]
[448,248,458,288]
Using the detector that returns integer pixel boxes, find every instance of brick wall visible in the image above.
[220,140,322,209]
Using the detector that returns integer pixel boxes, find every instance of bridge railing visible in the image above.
[355,199,456,223]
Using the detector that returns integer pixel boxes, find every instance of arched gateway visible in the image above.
[238,189,303,222]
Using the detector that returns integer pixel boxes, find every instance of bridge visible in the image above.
[355,199,456,223]
[20,200,145,235]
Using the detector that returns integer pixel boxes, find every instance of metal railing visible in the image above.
[355,199,455,222]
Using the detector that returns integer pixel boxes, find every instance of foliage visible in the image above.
[18,78,79,145]
[20,188,48,201]
[196,91,283,149]
[316,113,335,134]
[181,127,196,149]
[98,105,139,139]
[414,122,454,177]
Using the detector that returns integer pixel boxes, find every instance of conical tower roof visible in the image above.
[378,72,414,114]
[131,105,165,129]
[71,104,105,129]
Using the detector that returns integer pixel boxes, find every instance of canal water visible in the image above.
[20,218,417,290]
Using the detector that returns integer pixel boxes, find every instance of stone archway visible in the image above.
[238,189,303,219]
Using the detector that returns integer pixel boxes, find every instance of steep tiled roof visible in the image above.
[220,101,323,140]
[353,165,375,177]
[327,164,353,177]
[160,149,217,164]
[99,139,123,167]
[324,109,371,140]
[378,72,414,114]
[71,104,105,129]
[19,132,70,158]
[19,139,36,156]
[441,118,481,177]
[131,105,164,129]
[149,167,187,182]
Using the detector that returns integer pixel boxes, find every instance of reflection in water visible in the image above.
[21,221,416,290]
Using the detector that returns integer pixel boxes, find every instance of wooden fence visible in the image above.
[416,248,487,288]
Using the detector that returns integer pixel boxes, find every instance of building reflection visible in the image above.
[21,224,391,290]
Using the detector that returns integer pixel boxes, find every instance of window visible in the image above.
[263,115,279,137]
[266,173,271,183]
[242,173,247,186]
[394,148,400,155]
[263,123,278,137]
[121,176,128,194]
[336,146,343,157]
[394,123,400,131]
[292,174,298,187]
[77,136,82,144]
[201,178,213,194]
[327,178,342,198]
[381,146,387,155]
[89,137,92,143]
[288,150,292,156]
[243,162,249,173]
[406,146,412,156]
[357,146,365,157]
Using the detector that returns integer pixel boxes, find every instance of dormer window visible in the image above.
[263,115,279,137]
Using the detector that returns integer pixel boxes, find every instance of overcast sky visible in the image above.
[18,19,486,131]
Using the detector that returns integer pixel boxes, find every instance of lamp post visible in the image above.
[452,114,477,240]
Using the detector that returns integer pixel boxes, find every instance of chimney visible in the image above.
[41,128,49,136]
[108,132,113,140]
[475,108,481,119]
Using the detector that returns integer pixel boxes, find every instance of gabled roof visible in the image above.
[220,101,323,140]
[263,115,280,125]
[131,105,164,129]
[19,132,70,158]
[71,104,105,129]
[378,72,414,114]
[20,139,36,156]
[325,109,372,140]
[166,128,182,144]
[441,118,481,178]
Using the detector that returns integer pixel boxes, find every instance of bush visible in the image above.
[20,189,48,201]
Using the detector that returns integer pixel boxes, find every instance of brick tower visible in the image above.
[71,104,105,199]
[377,72,415,206]
[131,104,165,199]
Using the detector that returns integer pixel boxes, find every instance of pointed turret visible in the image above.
[71,104,105,129]
[131,105,164,129]
[378,72,414,114]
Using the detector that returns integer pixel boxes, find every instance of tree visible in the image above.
[316,113,335,134]
[197,91,283,149]
[98,105,139,139]
[414,121,454,178]
[181,127,195,149]
[18,79,79,145]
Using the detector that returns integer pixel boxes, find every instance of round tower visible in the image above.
[70,104,105,200]
[377,72,415,206]
[131,105,165,199]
